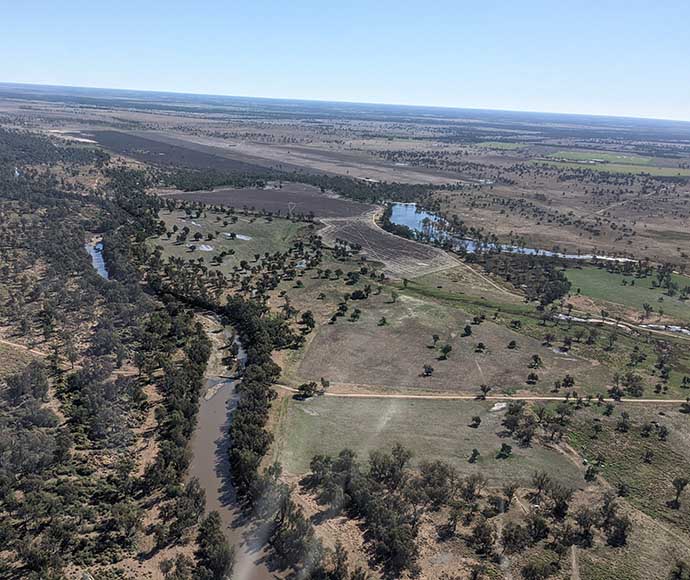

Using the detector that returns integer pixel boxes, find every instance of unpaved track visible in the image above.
[275,383,688,404]
[0,337,49,357]
[571,545,580,580]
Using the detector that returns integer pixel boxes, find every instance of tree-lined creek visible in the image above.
[188,321,275,579]
[85,239,273,578]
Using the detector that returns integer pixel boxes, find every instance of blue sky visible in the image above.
[2,0,689,120]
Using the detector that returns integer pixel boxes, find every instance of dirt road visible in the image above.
[275,383,688,404]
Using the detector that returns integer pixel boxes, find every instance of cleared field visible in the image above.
[165,182,373,218]
[291,291,605,394]
[91,130,272,172]
[319,213,458,278]
[566,266,690,324]
[548,150,655,165]
[151,209,306,273]
[534,158,690,177]
[274,395,584,485]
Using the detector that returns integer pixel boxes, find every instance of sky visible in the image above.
[2,0,690,121]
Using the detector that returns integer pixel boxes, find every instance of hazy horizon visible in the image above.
[3,80,690,126]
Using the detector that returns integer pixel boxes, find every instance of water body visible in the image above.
[389,203,633,262]
[85,240,109,279]
[188,327,276,580]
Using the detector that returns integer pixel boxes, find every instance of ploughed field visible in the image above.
[165,182,374,218]
[319,213,458,278]
[91,130,272,172]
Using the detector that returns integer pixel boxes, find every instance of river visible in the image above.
[188,320,276,580]
[83,237,274,576]
[389,202,634,262]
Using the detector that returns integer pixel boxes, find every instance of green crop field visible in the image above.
[566,266,690,324]
[548,150,654,165]
[533,159,690,177]
[275,395,583,485]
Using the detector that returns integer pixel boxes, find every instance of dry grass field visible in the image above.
[289,292,603,395]
[273,395,584,483]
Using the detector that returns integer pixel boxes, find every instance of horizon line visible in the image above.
[2,80,690,125]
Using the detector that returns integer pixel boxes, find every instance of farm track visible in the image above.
[274,383,689,404]
[0,337,49,357]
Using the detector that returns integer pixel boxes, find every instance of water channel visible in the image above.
[85,240,109,279]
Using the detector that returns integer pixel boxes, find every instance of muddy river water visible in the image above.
[188,328,276,580]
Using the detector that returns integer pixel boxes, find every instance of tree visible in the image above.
[470,415,481,428]
[502,483,519,510]
[440,344,453,360]
[496,443,512,459]
[298,382,319,399]
[671,477,689,509]
[605,513,631,547]
[669,561,690,580]
[478,384,491,400]
[463,325,472,337]
[469,519,495,555]
[161,554,195,580]
[501,522,530,554]
[422,364,434,377]
[575,507,597,546]
[195,511,235,580]
[529,354,543,369]
[522,560,558,580]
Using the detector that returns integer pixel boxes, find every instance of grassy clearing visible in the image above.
[566,266,690,324]
[402,277,690,399]
[548,150,654,165]
[568,405,690,535]
[151,208,307,275]
[411,264,525,306]
[276,395,583,485]
[533,159,690,177]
